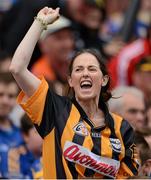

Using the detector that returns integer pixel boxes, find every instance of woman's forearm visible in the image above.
[9,19,44,74]
[9,7,60,97]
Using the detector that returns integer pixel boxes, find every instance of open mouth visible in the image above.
[80,80,92,89]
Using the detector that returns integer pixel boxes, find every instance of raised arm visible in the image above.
[9,7,60,97]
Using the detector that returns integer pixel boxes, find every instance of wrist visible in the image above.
[34,16,47,30]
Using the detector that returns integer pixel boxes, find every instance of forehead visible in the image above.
[73,53,100,67]
[123,93,145,109]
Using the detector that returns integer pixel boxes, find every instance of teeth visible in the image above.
[81,80,91,85]
[80,80,92,88]
[81,82,91,86]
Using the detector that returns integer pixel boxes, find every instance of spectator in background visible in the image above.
[135,128,151,178]
[59,0,108,57]
[134,131,151,177]
[18,114,43,178]
[61,0,125,58]
[0,113,43,179]
[101,0,151,40]
[108,86,146,130]
[98,0,128,57]
[136,127,151,150]
[139,149,151,177]
[0,51,24,126]
[135,0,151,38]
[107,0,151,88]
[133,128,151,177]
[146,101,151,128]
[132,56,151,104]
[0,72,23,178]
[107,39,151,89]
[20,114,42,160]
[100,0,129,40]
[134,131,149,159]
[32,15,75,95]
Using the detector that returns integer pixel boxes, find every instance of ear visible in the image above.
[68,76,73,87]
[102,75,109,87]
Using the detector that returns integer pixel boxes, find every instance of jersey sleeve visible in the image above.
[17,77,49,126]
[117,120,140,179]
[17,77,72,138]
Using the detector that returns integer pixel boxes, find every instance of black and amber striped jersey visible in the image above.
[17,77,139,179]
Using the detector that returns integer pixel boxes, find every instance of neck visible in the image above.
[79,99,98,118]
[76,98,105,127]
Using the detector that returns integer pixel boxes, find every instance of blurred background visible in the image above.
[0,0,151,178]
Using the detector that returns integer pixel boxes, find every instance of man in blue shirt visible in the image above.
[0,72,23,178]
[0,72,42,178]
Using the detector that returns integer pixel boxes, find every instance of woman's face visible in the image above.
[68,53,107,101]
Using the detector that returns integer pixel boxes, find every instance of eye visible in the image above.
[0,92,4,97]
[75,67,83,72]
[89,67,97,72]
[8,94,16,99]
[75,68,80,72]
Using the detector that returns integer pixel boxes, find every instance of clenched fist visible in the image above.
[37,7,60,26]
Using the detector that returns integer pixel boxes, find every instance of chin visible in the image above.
[78,94,94,101]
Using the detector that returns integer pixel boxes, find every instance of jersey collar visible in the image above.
[71,98,113,131]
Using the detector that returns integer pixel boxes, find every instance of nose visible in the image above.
[2,95,10,105]
[64,37,74,49]
[82,68,89,77]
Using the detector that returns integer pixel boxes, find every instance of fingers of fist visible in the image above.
[37,7,60,25]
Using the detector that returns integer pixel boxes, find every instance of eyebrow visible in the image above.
[127,108,145,113]
[73,65,100,69]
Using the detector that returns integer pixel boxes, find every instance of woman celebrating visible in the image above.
[9,7,139,179]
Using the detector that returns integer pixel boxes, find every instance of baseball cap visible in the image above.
[135,56,151,72]
[40,16,72,40]
[84,0,105,8]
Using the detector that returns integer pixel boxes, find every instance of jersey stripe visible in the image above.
[61,104,81,179]
[93,126,112,178]
[101,127,112,158]
[55,128,66,179]
[77,122,93,178]
[123,159,138,175]
[43,128,56,179]
[84,129,101,177]
[108,115,120,161]
[112,114,125,161]
[68,117,85,179]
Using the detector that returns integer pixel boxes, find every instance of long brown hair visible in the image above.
[68,49,112,104]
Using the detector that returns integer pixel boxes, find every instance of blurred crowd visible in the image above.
[0,0,151,178]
